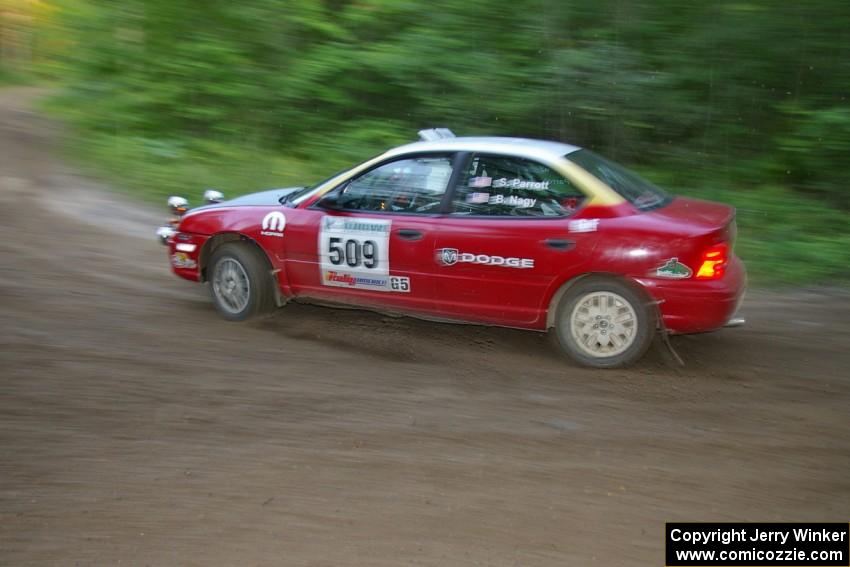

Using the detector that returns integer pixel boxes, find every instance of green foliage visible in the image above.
[33,0,850,285]
[778,106,850,209]
[48,130,325,208]
[0,68,26,86]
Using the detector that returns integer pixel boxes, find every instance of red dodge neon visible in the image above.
[157,129,746,368]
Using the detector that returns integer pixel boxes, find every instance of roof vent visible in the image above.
[418,128,456,141]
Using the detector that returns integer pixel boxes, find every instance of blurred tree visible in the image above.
[1,0,39,74]
[35,0,850,210]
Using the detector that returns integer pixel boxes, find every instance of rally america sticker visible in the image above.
[319,216,409,292]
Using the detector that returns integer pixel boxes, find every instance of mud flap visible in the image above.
[653,299,685,367]
[270,269,288,308]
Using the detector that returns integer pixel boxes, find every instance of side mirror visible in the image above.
[203,189,224,204]
[318,193,343,210]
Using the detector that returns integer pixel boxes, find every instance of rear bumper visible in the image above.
[634,255,747,334]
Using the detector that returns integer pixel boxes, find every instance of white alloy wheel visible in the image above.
[554,277,655,368]
[568,291,638,358]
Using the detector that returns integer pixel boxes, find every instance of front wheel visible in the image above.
[208,243,276,321]
[554,278,656,368]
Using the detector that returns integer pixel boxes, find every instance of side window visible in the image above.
[451,155,586,217]
[337,155,453,214]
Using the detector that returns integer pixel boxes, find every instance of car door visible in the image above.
[433,153,596,327]
[283,153,457,315]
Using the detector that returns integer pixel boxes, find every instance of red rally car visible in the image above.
[157,129,746,368]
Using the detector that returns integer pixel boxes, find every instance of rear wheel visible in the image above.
[554,277,655,368]
[208,243,276,321]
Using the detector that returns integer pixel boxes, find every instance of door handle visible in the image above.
[397,229,424,241]
[544,238,575,251]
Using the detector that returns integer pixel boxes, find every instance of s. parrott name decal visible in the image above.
[492,178,550,191]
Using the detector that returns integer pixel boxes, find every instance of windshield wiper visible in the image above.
[279,187,307,205]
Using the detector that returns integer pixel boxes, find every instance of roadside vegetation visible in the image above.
[4,0,849,285]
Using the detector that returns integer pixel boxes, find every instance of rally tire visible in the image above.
[208,242,276,321]
[554,277,656,368]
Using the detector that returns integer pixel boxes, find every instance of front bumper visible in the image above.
[163,231,207,282]
[634,255,747,334]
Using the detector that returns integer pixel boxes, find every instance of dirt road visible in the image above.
[1,87,849,566]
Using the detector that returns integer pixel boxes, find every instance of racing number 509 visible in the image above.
[328,237,379,269]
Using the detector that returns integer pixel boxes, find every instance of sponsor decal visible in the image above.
[324,271,357,286]
[469,176,493,188]
[492,178,550,191]
[656,258,692,279]
[171,252,197,269]
[324,270,389,288]
[438,247,459,266]
[436,248,534,269]
[322,216,390,233]
[568,218,599,233]
[175,242,197,252]
[261,211,286,237]
[319,216,411,292]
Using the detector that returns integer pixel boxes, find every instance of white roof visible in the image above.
[386,136,582,161]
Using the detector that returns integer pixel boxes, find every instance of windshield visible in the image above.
[280,168,351,206]
[282,151,390,207]
[566,149,670,211]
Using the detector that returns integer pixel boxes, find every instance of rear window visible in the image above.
[566,149,670,211]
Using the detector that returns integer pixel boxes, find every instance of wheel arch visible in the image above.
[199,232,273,283]
[545,272,659,329]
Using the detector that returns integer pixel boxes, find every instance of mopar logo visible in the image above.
[438,248,459,266]
[261,211,286,234]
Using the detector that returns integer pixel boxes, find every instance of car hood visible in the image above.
[190,187,303,213]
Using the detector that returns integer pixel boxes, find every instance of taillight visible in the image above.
[695,243,729,280]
